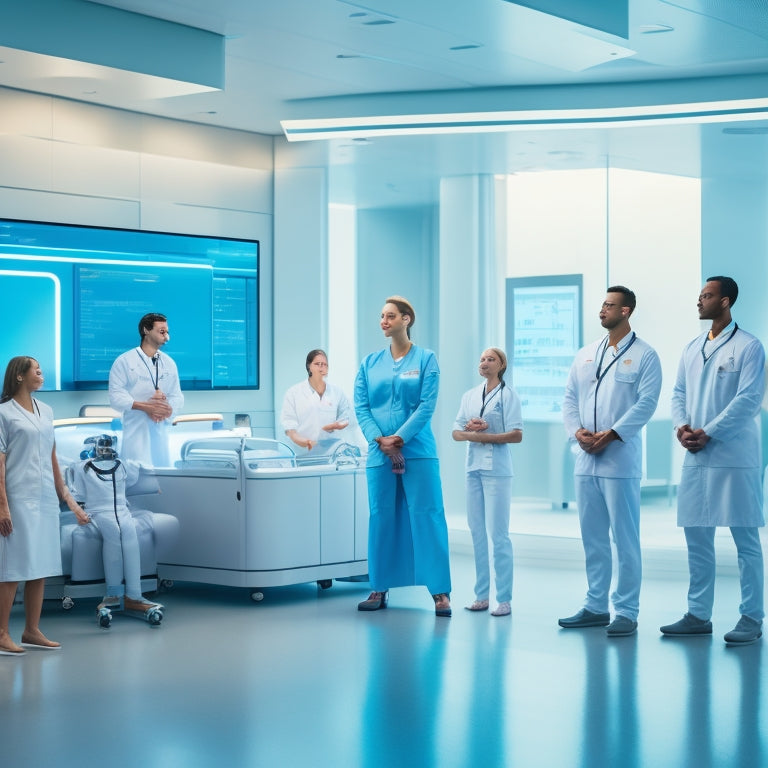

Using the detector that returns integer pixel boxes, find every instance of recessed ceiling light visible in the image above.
[639,24,674,34]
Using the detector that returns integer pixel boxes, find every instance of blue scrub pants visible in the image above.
[91,510,143,600]
[684,525,765,622]
[466,470,513,604]
[366,459,451,595]
[574,475,641,621]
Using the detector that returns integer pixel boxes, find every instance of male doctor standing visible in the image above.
[661,276,765,645]
[109,312,184,466]
[559,286,662,637]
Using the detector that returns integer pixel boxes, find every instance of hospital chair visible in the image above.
[44,464,180,619]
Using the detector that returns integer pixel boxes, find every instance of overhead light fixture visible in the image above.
[639,24,674,33]
[281,97,768,141]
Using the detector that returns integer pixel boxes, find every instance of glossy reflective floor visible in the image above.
[1,544,765,768]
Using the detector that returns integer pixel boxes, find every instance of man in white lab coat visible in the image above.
[109,313,184,466]
[559,286,662,637]
[662,276,765,645]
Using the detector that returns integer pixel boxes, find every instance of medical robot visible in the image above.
[71,434,164,628]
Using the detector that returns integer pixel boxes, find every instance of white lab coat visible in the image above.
[109,347,184,466]
[280,379,353,452]
[0,398,62,581]
[671,323,766,527]
[563,332,662,478]
[563,331,661,621]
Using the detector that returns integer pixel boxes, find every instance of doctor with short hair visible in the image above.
[109,312,183,466]
[662,275,765,645]
[559,286,662,637]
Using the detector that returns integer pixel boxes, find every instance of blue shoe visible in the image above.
[558,608,610,628]
[660,613,712,636]
[724,615,762,646]
[606,616,637,637]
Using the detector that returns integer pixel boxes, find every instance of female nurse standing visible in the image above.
[0,356,87,655]
[452,348,523,617]
[354,296,452,616]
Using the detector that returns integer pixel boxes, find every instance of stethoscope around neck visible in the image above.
[479,380,505,430]
[701,324,738,364]
[591,332,637,431]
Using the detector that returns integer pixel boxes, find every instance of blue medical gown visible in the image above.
[354,345,451,593]
[671,324,765,527]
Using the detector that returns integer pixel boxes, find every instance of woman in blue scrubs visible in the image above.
[354,296,452,616]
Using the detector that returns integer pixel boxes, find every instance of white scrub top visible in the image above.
[0,398,62,581]
[671,323,766,527]
[280,379,353,450]
[563,332,662,479]
[453,382,523,475]
[109,347,184,466]
[69,458,140,517]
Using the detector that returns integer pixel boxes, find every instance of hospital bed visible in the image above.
[130,437,369,601]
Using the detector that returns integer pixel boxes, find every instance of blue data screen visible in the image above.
[0,219,259,391]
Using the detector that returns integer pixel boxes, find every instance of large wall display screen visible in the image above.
[506,274,582,421]
[0,219,259,391]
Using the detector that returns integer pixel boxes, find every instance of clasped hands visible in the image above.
[676,424,710,453]
[575,427,619,454]
[376,434,404,456]
[147,389,173,423]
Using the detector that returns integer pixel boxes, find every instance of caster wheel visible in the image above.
[160,579,174,590]
[62,596,75,610]
[98,610,112,629]
[250,591,264,602]
[147,609,163,626]
[318,579,332,590]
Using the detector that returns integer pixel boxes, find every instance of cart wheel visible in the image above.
[318,579,333,590]
[98,609,112,629]
[250,591,264,602]
[147,609,163,626]
[160,579,174,590]
[62,596,75,610]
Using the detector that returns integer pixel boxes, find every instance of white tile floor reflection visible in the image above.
[1,537,765,768]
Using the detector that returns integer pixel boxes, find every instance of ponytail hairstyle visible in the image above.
[385,295,416,339]
[1,356,36,403]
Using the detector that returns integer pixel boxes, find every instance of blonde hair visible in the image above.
[486,347,508,381]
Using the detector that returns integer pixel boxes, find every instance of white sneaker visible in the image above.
[491,602,511,617]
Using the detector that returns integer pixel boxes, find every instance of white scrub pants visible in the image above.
[684,526,764,622]
[466,471,513,604]
[574,475,641,621]
[90,509,143,600]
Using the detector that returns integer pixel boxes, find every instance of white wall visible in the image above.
[0,87,275,431]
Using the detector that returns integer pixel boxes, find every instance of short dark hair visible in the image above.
[607,285,636,314]
[705,275,738,307]
[305,349,327,376]
[138,312,167,340]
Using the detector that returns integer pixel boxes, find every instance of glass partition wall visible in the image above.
[327,118,768,548]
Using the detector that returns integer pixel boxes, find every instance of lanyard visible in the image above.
[592,332,636,431]
[479,382,503,418]
[136,349,160,390]
[595,332,636,382]
[701,324,738,364]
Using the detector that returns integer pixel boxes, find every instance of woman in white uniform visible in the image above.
[453,348,523,617]
[281,349,353,453]
[0,357,88,655]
